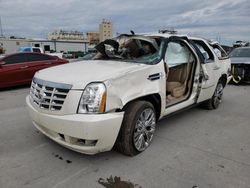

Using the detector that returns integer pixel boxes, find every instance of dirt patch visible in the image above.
[98,176,141,188]
[51,153,72,164]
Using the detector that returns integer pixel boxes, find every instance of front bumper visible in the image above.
[26,96,124,155]
[231,64,250,83]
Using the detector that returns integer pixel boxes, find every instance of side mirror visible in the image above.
[0,61,6,67]
[53,56,60,60]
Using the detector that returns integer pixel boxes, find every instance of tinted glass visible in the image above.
[192,40,214,61]
[27,54,53,62]
[229,48,250,58]
[3,54,27,65]
[23,48,32,52]
[195,44,210,60]
[212,45,228,59]
[33,48,41,53]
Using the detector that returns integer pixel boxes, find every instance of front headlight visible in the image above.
[78,83,106,114]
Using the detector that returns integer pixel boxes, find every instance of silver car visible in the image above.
[230,47,250,84]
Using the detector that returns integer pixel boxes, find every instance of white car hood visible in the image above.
[35,60,148,89]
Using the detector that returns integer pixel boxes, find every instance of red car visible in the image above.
[0,52,68,89]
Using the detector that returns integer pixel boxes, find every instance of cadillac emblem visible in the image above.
[38,87,46,103]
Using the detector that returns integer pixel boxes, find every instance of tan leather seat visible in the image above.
[166,81,186,98]
[166,63,189,98]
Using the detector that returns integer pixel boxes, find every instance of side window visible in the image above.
[165,42,192,67]
[213,47,222,58]
[192,40,214,62]
[3,54,27,65]
[195,44,210,60]
[33,48,41,53]
[23,48,32,52]
[27,54,53,62]
[212,45,228,59]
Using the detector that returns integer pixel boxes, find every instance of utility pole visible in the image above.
[0,16,3,37]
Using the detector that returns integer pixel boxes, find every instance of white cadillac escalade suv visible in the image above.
[26,33,231,156]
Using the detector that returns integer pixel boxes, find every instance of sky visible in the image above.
[0,0,249,45]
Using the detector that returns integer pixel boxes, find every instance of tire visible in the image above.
[202,80,224,110]
[115,101,156,156]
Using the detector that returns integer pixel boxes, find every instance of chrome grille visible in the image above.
[30,78,72,111]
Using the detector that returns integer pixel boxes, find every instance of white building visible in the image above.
[30,39,88,53]
[0,38,88,54]
[0,38,30,54]
[48,30,85,40]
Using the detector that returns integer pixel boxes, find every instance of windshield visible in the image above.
[92,35,163,64]
[229,48,250,58]
[80,53,97,60]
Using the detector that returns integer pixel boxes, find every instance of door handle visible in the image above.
[203,74,209,80]
[201,64,209,80]
[20,66,28,69]
[46,62,52,65]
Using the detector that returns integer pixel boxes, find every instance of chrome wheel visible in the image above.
[133,108,156,151]
[213,83,224,107]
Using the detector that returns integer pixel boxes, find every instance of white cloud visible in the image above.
[0,0,249,45]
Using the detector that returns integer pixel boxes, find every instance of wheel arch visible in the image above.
[122,93,162,121]
[220,74,227,87]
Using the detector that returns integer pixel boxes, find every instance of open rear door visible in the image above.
[197,59,221,103]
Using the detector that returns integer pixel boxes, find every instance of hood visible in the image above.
[230,57,250,65]
[35,60,147,89]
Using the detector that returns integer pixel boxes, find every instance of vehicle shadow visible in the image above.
[0,84,31,92]
[228,81,250,86]
[156,106,202,132]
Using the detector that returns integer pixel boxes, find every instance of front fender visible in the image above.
[104,61,166,116]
